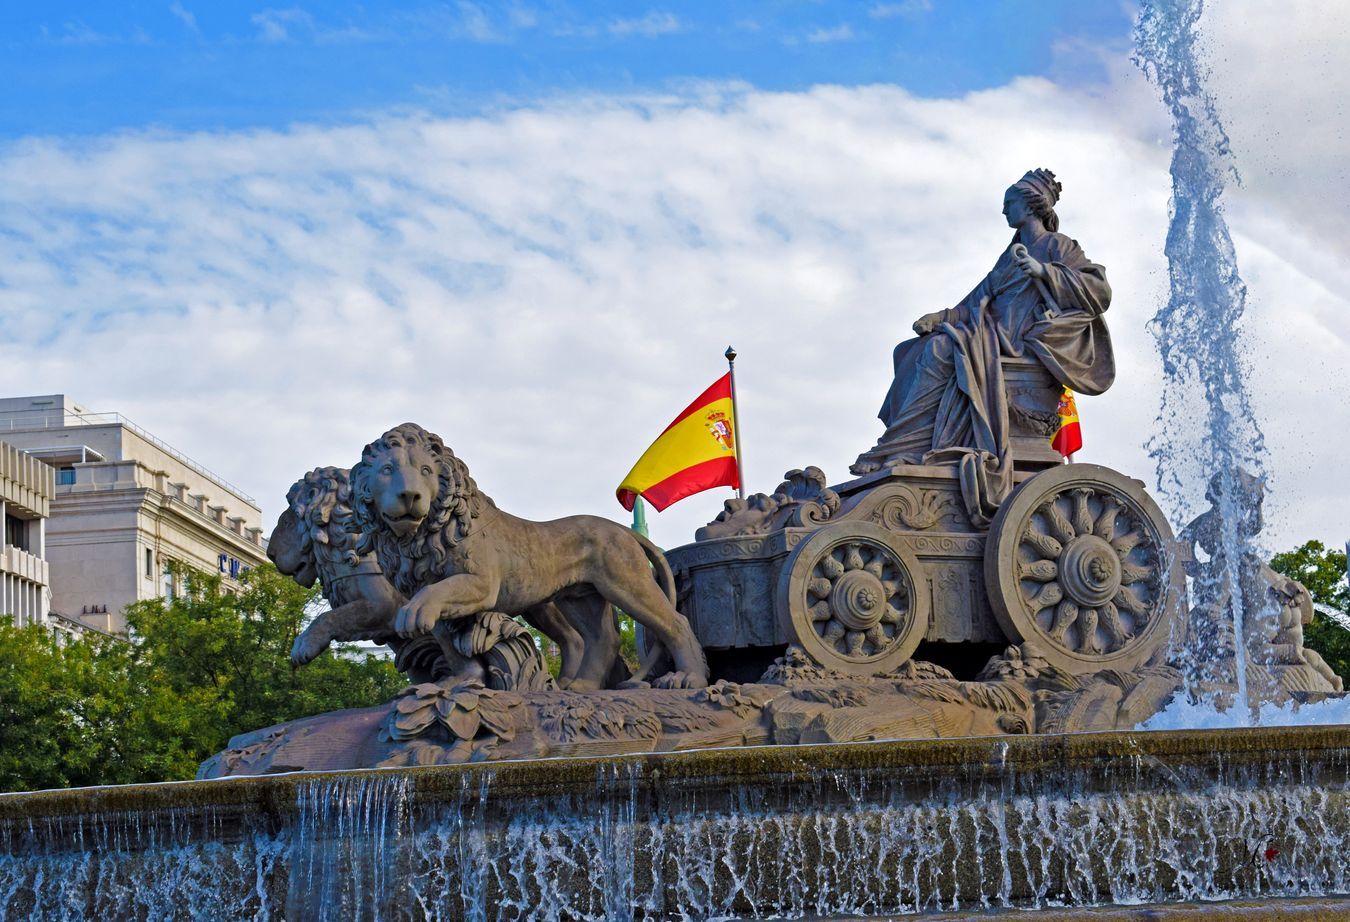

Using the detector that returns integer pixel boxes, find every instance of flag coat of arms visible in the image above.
[1050,386,1083,459]
[617,373,740,512]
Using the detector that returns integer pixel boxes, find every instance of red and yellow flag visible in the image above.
[1051,386,1083,460]
[617,373,740,512]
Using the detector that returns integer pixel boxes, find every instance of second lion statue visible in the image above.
[350,423,710,689]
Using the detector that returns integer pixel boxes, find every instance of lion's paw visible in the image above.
[652,671,709,690]
[290,631,329,667]
[615,678,652,691]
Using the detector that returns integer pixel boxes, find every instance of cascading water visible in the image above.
[1133,0,1275,716]
[2,731,1348,920]
[290,773,413,921]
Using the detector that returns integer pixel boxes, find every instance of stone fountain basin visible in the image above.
[2,725,1347,920]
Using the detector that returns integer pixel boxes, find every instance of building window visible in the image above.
[145,548,154,579]
[57,467,76,485]
[4,514,29,552]
[163,562,176,602]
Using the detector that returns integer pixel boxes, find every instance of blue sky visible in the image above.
[0,1,1134,136]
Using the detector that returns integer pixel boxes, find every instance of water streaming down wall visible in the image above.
[1133,0,1273,711]
[2,728,1347,920]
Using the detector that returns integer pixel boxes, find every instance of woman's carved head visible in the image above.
[1005,168,1062,232]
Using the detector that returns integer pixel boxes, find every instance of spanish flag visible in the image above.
[617,374,741,512]
[1050,386,1083,460]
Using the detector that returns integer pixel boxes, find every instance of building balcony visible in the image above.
[1,544,49,586]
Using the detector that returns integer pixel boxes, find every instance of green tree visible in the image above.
[0,563,405,793]
[0,619,207,791]
[126,564,404,747]
[1268,539,1350,684]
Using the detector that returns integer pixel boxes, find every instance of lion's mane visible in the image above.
[350,423,493,598]
[284,466,362,597]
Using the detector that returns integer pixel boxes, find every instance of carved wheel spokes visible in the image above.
[986,465,1179,674]
[779,522,930,675]
[1019,489,1157,656]
[806,540,910,657]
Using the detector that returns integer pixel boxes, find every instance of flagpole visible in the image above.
[725,345,746,500]
[631,495,649,538]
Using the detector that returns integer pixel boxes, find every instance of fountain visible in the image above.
[1,1,1346,918]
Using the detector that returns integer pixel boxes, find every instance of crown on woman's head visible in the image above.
[1016,168,1062,206]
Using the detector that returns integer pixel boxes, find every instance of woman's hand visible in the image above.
[1012,245,1046,280]
[912,311,945,335]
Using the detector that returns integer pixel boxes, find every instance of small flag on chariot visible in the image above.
[617,365,743,513]
[1050,386,1083,461]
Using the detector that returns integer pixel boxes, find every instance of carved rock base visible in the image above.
[200,645,1183,777]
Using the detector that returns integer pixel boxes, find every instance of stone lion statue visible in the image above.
[349,423,709,689]
[268,466,442,684]
[270,467,559,691]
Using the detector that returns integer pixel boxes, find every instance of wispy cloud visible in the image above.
[41,21,152,46]
[608,11,682,38]
[869,0,933,19]
[456,2,500,42]
[507,6,538,30]
[247,6,395,44]
[805,23,855,44]
[169,2,200,34]
[250,7,312,43]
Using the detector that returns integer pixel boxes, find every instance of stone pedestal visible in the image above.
[3,726,1347,920]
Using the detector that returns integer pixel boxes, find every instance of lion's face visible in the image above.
[364,441,440,538]
[267,507,318,587]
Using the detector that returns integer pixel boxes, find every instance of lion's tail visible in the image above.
[632,531,677,607]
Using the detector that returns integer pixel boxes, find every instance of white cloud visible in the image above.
[0,11,1346,559]
[869,1,932,20]
[169,2,200,34]
[1201,1,1350,262]
[608,11,681,38]
[507,6,538,30]
[805,24,855,44]
[42,21,151,46]
[250,7,312,42]
[456,2,499,42]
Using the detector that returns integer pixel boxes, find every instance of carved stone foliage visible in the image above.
[696,466,839,540]
[1008,390,1061,438]
[985,464,1180,675]
[439,611,556,693]
[379,680,522,767]
[202,648,1183,776]
[871,484,953,531]
[777,522,930,676]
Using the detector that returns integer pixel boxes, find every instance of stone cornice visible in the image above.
[50,486,267,562]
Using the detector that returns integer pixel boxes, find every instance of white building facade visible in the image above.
[0,395,269,634]
[0,440,53,627]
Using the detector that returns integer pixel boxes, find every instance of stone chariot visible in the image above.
[668,356,1182,682]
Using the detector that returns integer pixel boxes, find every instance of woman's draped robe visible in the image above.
[860,232,1114,525]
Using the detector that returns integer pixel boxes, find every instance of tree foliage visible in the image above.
[0,564,404,793]
[1268,539,1350,684]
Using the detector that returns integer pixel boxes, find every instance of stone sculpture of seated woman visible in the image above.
[851,169,1115,525]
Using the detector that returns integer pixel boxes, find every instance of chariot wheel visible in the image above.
[776,522,929,675]
[984,463,1180,675]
